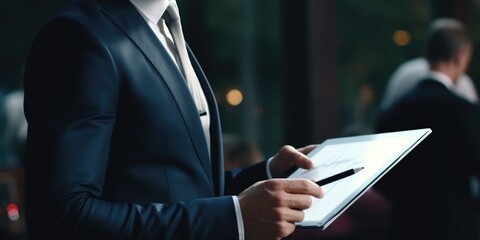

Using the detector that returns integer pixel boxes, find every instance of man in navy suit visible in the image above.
[376,18,480,240]
[23,0,323,239]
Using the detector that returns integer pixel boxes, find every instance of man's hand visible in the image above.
[238,179,323,240]
[269,145,317,178]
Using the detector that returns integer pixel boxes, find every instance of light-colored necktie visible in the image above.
[162,0,211,153]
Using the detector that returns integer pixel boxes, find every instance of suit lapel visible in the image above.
[100,0,215,190]
[188,47,224,196]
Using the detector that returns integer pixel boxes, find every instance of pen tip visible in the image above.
[354,167,364,173]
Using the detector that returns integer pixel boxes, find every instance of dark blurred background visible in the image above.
[0,0,479,239]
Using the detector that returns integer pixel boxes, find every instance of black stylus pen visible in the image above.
[316,167,364,186]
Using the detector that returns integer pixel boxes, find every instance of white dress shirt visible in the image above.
[129,0,244,239]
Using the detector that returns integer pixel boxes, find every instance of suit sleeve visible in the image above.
[24,18,238,240]
[225,161,268,195]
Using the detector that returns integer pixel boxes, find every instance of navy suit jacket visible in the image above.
[376,78,480,240]
[23,0,267,239]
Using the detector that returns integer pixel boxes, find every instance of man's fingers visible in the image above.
[270,207,305,223]
[297,144,318,155]
[270,145,319,178]
[239,179,322,240]
[286,193,314,210]
[276,221,296,239]
[295,145,317,169]
[280,145,315,170]
[286,179,323,197]
[277,179,324,198]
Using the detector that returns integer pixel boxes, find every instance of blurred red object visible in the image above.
[0,167,26,239]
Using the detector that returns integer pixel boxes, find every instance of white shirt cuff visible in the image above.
[232,196,245,240]
[266,157,274,179]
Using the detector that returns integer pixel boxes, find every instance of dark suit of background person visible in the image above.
[375,18,480,240]
[22,0,323,239]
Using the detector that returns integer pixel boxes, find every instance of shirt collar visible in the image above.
[129,0,169,24]
[428,71,455,91]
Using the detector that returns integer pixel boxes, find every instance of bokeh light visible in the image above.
[393,30,411,46]
[226,89,243,106]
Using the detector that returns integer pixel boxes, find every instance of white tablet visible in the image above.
[288,128,432,229]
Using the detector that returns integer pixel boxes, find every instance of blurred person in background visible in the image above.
[380,19,478,110]
[381,57,478,109]
[376,18,480,240]
[2,90,27,168]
